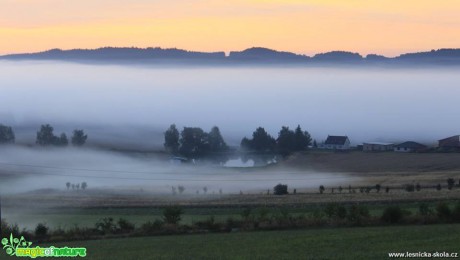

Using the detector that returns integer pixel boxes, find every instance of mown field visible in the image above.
[40,224,460,260]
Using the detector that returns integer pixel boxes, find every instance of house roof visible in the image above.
[395,141,426,149]
[325,135,349,145]
[438,135,460,142]
[363,142,394,146]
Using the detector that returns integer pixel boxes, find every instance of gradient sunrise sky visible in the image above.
[1,0,459,56]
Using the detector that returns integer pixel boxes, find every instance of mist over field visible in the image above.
[0,61,459,194]
[0,146,351,195]
[1,61,459,148]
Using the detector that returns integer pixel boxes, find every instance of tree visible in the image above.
[55,133,68,146]
[81,182,87,190]
[208,126,228,154]
[66,182,70,190]
[381,206,403,224]
[293,125,312,151]
[71,129,87,146]
[276,126,296,156]
[164,124,180,154]
[162,206,183,225]
[0,124,15,144]
[179,127,208,158]
[319,185,325,194]
[273,184,288,195]
[241,127,276,152]
[36,124,56,146]
[178,186,185,194]
[447,178,455,190]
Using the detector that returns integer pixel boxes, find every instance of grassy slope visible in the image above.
[43,224,460,260]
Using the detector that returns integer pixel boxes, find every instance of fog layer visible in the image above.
[1,61,459,147]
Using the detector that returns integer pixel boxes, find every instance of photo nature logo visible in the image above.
[2,234,86,258]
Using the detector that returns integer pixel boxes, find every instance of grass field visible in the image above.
[37,224,460,259]
[4,199,460,230]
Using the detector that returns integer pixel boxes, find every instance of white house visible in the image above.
[321,135,351,150]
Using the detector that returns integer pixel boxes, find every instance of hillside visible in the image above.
[282,151,460,173]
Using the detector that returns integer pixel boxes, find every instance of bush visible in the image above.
[324,203,346,219]
[1,219,20,238]
[273,184,288,195]
[319,185,325,194]
[162,206,184,225]
[381,206,403,224]
[347,205,370,226]
[95,217,116,234]
[436,202,451,220]
[241,208,252,222]
[35,223,49,238]
[415,183,421,191]
[447,178,455,190]
[404,184,415,192]
[117,218,135,233]
[141,220,164,234]
[436,184,442,191]
[418,203,433,216]
[453,201,460,222]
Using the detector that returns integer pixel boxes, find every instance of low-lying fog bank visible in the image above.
[0,146,354,195]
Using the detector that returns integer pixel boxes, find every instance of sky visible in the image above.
[1,0,459,56]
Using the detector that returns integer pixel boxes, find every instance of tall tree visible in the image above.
[241,127,276,152]
[55,133,69,146]
[277,126,296,156]
[0,124,15,144]
[164,124,180,154]
[36,124,55,146]
[71,129,87,146]
[179,127,209,158]
[294,125,312,151]
[208,126,228,154]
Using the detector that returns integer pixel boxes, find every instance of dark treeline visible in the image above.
[0,123,87,147]
[164,124,229,163]
[241,125,311,156]
[164,124,312,161]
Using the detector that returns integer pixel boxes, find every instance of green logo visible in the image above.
[2,234,86,258]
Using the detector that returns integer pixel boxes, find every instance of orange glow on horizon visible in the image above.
[1,0,459,57]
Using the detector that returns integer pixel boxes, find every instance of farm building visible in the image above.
[438,135,460,151]
[394,141,427,152]
[363,142,394,152]
[321,135,350,150]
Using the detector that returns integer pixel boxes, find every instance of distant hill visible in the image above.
[313,51,363,62]
[1,47,226,61]
[228,47,309,62]
[396,49,460,65]
[2,47,460,66]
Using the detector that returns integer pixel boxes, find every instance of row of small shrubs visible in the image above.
[2,202,460,243]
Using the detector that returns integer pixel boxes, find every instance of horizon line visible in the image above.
[2,46,459,58]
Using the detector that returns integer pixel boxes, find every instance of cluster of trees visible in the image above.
[36,124,87,147]
[0,123,88,147]
[65,182,87,190]
[164,124,228,159]
[241,125,311,155]
[0,124,15,144]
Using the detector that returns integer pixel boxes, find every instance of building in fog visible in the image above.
[321,135,350,150]
[438,135,460,151]
[394,141,427,153]
[363,142,394,152]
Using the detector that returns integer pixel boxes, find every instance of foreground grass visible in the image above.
[45,224,460,260]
